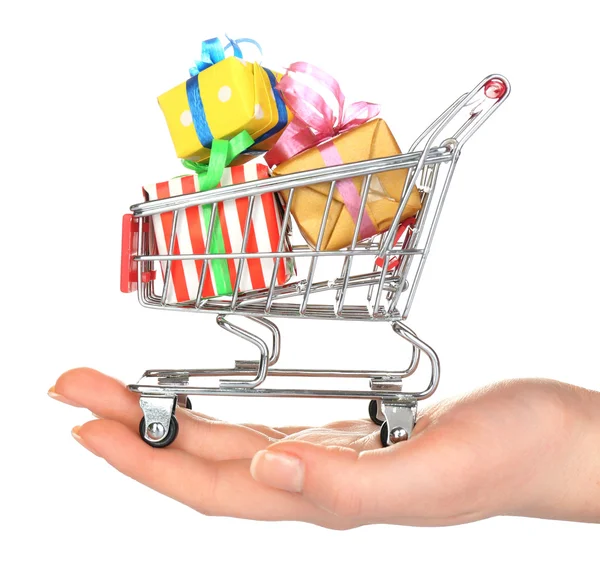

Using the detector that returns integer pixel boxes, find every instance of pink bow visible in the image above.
[264,62,381,167]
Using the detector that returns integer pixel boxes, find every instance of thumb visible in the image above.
[249,441,395,519]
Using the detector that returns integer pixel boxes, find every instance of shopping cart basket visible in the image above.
[121,74,510,447]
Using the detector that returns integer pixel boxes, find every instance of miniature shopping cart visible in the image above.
[121,74,510,448]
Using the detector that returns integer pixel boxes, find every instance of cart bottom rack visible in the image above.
[128,317,438,447]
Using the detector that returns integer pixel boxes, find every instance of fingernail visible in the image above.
[48,386,82,408]
[71,426,100,457]
[250,450,304,493]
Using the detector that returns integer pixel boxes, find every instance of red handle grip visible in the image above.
[484,79,507,100]
[120,214,138,293]
[120,214,155,293]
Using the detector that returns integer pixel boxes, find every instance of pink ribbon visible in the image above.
[319,141,377,239]
[265,62,381,240]
[265,62,380,166]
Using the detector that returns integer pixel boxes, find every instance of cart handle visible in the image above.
[378,74,510,256]
[455,76,510,150]
[408,74,510,155]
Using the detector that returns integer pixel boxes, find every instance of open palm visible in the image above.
[51,369,583,529]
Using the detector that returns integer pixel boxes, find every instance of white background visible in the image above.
[2,0,599,571]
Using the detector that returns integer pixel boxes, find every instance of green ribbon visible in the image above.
[181,131,254,296]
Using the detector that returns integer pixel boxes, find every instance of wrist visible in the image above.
[514,381,600,522]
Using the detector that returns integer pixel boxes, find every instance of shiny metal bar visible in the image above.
[370,253,390,318]
[291,242,392,252]
[378,76,509,259]
[160,208,180,306]
[369,96,468,288]
[335,174,372,316]
[244,316,281,367]
[390,163,440,312]
[392,322,440,399]
[137,248,423,262]
[365,232,385,305]
[300,180,337,315]
[401,155,459,319]
[216,315,269,388]
[136,216,145,306]
[379,139,455,257]
[408,94,468,153]
[265,188,295,313]
[230,195,256,310]
[140,270,404,317]
[143,365,409,380]
[130,385,409,400]
[194,202,217,308]
[130,322,437,400]
[455,74,511,150]
[131,148,454,217]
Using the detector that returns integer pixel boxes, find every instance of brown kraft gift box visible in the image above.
[273,118,422,251]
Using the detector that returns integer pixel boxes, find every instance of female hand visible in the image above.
[49,369,600,528]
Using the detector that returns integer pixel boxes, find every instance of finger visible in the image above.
[54,368,140,424]
[74,419,350,527]
[249,421,483,525]
[54,369,275,460]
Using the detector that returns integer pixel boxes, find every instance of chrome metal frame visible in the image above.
[123,74,510,446]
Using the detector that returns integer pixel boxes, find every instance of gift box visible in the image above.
[158,55,291,162]
[143,163,295,304]
[272,118,422,251]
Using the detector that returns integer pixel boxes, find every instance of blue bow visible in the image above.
[189,36,262,76]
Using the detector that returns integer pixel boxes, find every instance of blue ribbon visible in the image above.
[185,74,213,149]
[189,36,262,76]
[254,68,289,145]
[224,37,262,56]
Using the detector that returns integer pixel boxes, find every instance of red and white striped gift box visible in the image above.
[143,162,294,304]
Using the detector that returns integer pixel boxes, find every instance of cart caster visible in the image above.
[368,400,384,426]
[178,396,192,410]
[138,395,179,448]
[379,400,418,447]
[139,415,179,448]
[380,422,409,447]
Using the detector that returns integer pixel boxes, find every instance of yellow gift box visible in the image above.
[158,57,291,162]
[273,119,422,251]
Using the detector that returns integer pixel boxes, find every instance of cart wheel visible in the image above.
[139,416,179,448]
[379,422,409,447]
[380,422,389,447]
[368,400,384,426]
[176,397,192,410]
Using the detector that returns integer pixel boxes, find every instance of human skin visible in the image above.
[49,369,600,529]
